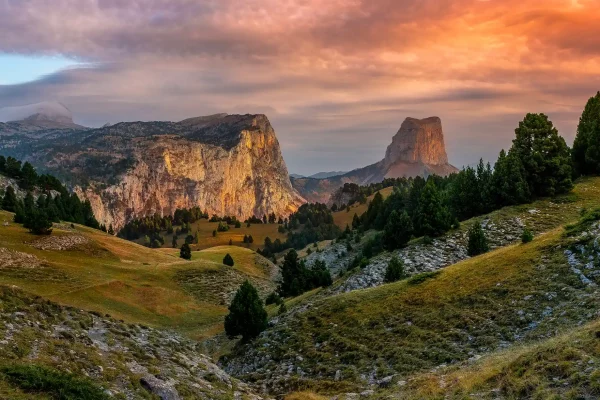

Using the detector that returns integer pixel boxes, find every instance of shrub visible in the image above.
[467,221,489,256]
[265,292,283,306]
[0,364,109,400]
[223,253,234,266]
[384,256,406,283]
[522,228,534,243]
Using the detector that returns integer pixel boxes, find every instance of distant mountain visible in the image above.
[308,171,349,179]
[289,173,305,179]
[292,116,458,203]
[0,101,84,130]
[0,110,305,230]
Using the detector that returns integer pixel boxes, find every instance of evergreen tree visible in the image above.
[310,259,333,288]
[180,243,192,260]
[1,186,17,212]
[491,150,531,207]
[384,256,406,283]
[223,253,234,266]
[108,224,114,235]
[19,162,38,190]
[414,180,452,237]
[172,235,178,248]
[467,221,489,256]
[224,281,268,341]
[511,113,572,197]
[382,210,413,250]
[450,167,480,220]
[23,208,53,235]
[572,92,600,176]
[279,250,305,297]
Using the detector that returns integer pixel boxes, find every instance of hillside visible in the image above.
[332,187,394,229]
[0,210,278,339]
[133,218,287,251]
[0,286,267,399]
[222,177,600,396]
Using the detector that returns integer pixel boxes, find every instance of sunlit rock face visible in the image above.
[0,113,305,230]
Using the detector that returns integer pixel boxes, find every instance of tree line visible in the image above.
[0,156,101,234]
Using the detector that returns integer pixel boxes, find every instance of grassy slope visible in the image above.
[134,218,287,251]
[230,177,600,395]
[0,215,276,339]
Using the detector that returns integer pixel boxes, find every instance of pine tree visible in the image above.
[382,210,413,250]
[511,113,572,197]
[1,186,17,212]
[491,150,530,207]
[572,92,600,176]
[223,253,234,266]
[23,208,53,235]
[384,256,406,283]
[414,180,452,237]
[172,235,178,248]
[180,243,192,260]
[224,281,268,341]
[467,221,489,256]
[279,250,305,297]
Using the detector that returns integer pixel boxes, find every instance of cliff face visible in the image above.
[0,113,305,230]
[384,117,449,167]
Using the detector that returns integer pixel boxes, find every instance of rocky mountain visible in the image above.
[0,111,305,230]
[0,101,84,131]
[292,116,458,203]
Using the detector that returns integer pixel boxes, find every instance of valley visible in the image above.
[0,97,600,399]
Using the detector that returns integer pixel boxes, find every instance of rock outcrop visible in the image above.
[381,116,458,178]
[0,113,305,230]
[292,116,458,203]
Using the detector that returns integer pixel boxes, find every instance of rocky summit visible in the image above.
[292,116,458,203]
[0,112,305,230]
[381,116,458,178]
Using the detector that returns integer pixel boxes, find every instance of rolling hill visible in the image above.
[0,211,278,340]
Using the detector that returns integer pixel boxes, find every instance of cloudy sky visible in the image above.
[1,0,599,175]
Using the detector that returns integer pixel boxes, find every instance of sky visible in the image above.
[1,0,599,175]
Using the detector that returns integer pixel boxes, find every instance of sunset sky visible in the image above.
[1,0,599,175]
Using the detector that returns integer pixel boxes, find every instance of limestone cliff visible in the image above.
[0,113,305,230]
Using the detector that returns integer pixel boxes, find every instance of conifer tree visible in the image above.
[1,186,17,212]
[572,92,600,176]
[511,113,572,197]
[223,253,234,266]
[224,281,268,341]
[180,243,192,260]
[414,180,452,237]
[384,256,406,283]
[382,210,413,250]
[467,221,489,256]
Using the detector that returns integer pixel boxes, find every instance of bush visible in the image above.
[384,256,406,283]
[0,364,109,400]
[265,292,283,306]
[180,243,192,260]
[522,228,534,243]
[223,253,234,266]
[467,221,489,256]
[224,281,268,341]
